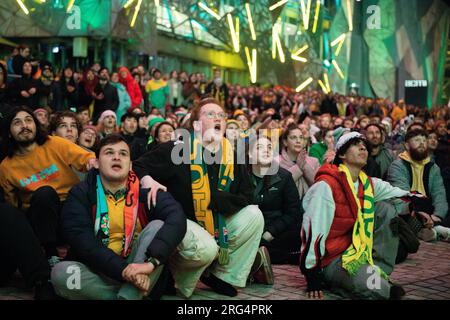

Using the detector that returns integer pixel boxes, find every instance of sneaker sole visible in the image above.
[259,247,274,285]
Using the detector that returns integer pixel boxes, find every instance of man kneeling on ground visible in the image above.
[51,135,186,300]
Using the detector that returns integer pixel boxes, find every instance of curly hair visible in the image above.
[1,106,49,158]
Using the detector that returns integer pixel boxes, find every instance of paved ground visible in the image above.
[1,240,449,300]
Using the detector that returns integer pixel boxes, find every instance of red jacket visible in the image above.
[314,164,372,267]
[118,66,142,108]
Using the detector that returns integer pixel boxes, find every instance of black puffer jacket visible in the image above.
[252,167,302,237]
[61,169,186,282]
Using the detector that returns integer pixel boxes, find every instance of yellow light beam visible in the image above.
[245,3,257,41]
[291,44,308,62]
[305,0,312,30]
[324,72,331,92]
[312,0,320,33]
[332,60,345,79]
[272,24,285,63]
[335,37,346,56]
[300,0,312,30]
[251,48,257,83]
[130,0,142,27]
[300,0,307,29]
[276,37,285,63]
[291,56,308,63]
[123,0,135,8]
[16,0,29,14]
[245,47,257,83]
[296,77,313,92]
[66,0,75,13]
[331,33,346,56]
[155,0,160,6]
[227,14,240,53]
[269,0,288,11]
[236,17,240,46]
[346,0,353,31]
[198,2,221,20]
[330,33,346,47]
[292,44,309,56]
[318,79,328,94]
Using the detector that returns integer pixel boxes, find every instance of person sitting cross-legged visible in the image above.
[301,132,413,300]
[133,97,264,298]
[51,134,186,300]
[386,129,449,242]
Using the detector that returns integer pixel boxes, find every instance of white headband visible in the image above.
[335,131,363,153]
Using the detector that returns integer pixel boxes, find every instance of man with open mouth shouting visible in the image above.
[51,134,186,300]
[133,97,264,298]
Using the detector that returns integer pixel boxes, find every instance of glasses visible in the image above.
[201,111,227,120]
[82,130,96,137]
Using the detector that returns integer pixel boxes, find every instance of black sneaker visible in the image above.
[200,274,237,297]
[389,282,406,300]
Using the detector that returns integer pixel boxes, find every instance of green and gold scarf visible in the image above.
[94,171,140,258]
[338,164,387,279]
[190,133,234,265]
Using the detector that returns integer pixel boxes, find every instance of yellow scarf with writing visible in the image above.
[339,164,386,278]
[190,134,234,264]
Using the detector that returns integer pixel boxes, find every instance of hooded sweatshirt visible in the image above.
[398,151,430,196]
[118,67,142,109]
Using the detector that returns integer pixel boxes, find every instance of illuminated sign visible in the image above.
[405,80,428,87]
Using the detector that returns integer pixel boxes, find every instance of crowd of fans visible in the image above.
[0,44,449,300]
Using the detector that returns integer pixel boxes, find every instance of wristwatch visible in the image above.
[145,256,160,268]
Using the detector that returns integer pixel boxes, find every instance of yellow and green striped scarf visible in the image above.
[190,133,234,265]
[338,164,387,279]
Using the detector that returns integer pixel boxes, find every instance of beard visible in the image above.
[16,138,35,149]
[368,140,381,149]
[409,147,428,161]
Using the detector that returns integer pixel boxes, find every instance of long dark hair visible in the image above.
[1,106,49,158]
[0,63,7,87]
[247,134,273,191]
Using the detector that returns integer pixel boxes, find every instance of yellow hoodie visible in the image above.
[399,151,430,196]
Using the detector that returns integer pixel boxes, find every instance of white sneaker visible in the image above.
[417,228,437,242]
[434,225,450,242]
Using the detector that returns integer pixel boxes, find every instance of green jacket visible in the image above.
[386,158,448,219]
[309,142,327,165]
[373,146,394,179]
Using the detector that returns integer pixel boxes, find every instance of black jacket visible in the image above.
[364,156,382,179]
[38,80,61,111]
[93,82,119,121]
[120,133,148,161]
[61,169,187,282]
[320,96,338,116]
[60,77,80,110]
[11,75,39,109]
[252,167,302,237]
[133,141,255,222]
